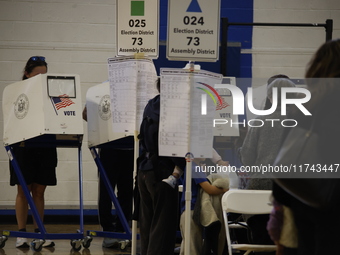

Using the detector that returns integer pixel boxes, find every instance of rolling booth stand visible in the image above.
[0,74,92,251]
[85,81,132,251]
[86,56,158,253]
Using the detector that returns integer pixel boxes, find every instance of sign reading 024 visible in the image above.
[167,0,220,62]
[116,0,159,58]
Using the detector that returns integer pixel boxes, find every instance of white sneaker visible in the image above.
[16,237,29,248]
[162,175,177,189]
[43,240,55,248]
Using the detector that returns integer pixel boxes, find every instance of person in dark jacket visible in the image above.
[137,79,186,255]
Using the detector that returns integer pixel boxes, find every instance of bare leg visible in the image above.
[31,183,47,230]
[16,185,32,230]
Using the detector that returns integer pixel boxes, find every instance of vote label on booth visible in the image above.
[167,0,220,62]
[116,0,159,58]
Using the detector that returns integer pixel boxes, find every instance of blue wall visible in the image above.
[157,0,253,78]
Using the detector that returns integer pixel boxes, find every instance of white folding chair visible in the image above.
[222,190,277,255]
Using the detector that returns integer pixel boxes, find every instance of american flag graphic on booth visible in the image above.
[51,94,75,110]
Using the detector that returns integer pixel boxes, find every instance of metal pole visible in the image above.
[131,132,140,255]
[220,18,229,76]
[78,142,84,234]
[184,61,195,255]
[228,22,328,27]
[325,19,333,41]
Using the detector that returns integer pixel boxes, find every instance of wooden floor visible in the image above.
[0,224,139,255]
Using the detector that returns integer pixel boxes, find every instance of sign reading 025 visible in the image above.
[116,0,159,58]
[167,0,220,62]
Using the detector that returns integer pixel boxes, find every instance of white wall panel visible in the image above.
[253,0,340,79]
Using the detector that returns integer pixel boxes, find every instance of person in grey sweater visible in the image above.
[240,78,297,190]
[239,78,297,248]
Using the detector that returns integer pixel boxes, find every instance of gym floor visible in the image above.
[0,224,136,255]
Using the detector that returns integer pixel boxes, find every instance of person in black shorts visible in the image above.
[10,56,57,249]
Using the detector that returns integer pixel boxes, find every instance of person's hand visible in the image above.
[221,188,229,193]
[193,158,206,166]
[217,160,229,166]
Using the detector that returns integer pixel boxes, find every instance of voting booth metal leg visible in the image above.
[87,147,134,251]
[131,135,139,255]
[76,145,84,235]
[2,145,90,252]
[77,145,84,234]
[184,157,193,255]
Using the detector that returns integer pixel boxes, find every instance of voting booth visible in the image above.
[3,74,83,146]
[86,81,127,147]
[1,74,91,251]
[85,57,157,251]
[85,81,133,249]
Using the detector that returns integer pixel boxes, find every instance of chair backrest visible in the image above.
[222,189,274,255]
[222,189,272,214]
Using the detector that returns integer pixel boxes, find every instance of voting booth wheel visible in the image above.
[119,239,130,251]
[31,239,45,252]
[82,236,93,249]
[70,239,82,251]
[0,236,8,248]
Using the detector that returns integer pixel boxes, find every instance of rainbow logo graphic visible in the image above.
[196,82,229,114]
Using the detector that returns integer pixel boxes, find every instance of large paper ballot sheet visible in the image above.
[108,57,158,135]
[86,81,130,147]
[2,74,83,146]
[159,68,223,159]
